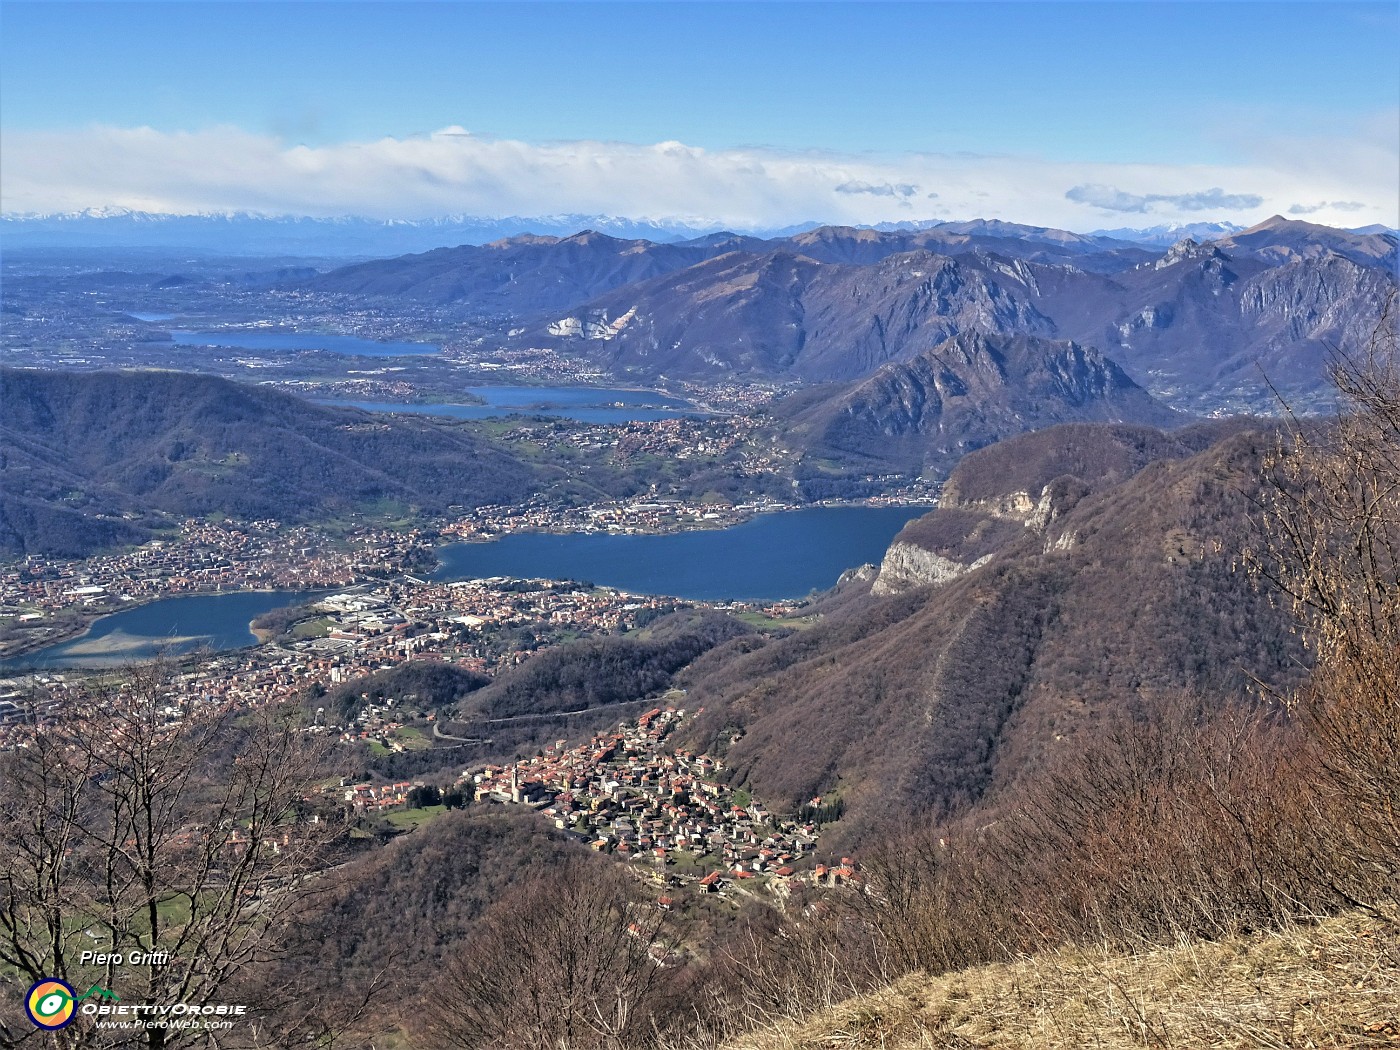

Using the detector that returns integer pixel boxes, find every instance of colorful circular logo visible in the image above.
[26,979,77,1030]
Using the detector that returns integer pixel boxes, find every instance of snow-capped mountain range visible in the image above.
[3,209,1393,257]
[0,209,743,255]
[1087,221,1248,246]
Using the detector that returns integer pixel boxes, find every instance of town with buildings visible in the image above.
[461,707,858,894]
[0,576,686,732]
[1,458,934,663]
[0,519,436,661]
[0,568,851,899]
[336,704,856,898]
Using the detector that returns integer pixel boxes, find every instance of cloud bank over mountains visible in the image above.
[2,122,1395,232]
[1063,184,1265,214]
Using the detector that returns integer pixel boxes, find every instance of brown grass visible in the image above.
[720,910,1400,1050]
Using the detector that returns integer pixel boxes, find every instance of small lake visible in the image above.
[433,505,931,601]
[171,329,439,356]
[127,311,176,322]
[321,385,703,423]
[1,590,325,671]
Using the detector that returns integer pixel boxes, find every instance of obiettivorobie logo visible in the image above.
[25,979,120,1030]
[23,975,249,1033]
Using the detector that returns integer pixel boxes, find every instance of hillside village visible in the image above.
[334,705,857,896]
[460,707,854,893]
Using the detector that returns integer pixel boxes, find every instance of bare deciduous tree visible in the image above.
[0,662,340,1048]
[1254,298,1400,907]
[412,858,677,1050]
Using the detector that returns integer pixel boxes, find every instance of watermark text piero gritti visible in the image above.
[80,949,171,966]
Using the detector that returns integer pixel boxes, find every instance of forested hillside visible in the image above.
[0,368,548,555]
[458,610,756,721]
[675,422,1304,844]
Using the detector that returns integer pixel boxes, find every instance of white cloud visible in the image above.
[1065,184,1265,214]
[1288,200,1368,215]
[834,180,920,198]
[0,123,1395,232]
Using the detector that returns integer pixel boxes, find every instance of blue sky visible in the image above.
[2,2,1396,229]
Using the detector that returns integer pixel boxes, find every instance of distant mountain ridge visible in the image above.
[1089,221,1247,246]
[0,208,1311,257]
[515,217,1395,413]
[1091,220,1399,246]
[9,214,1393,418]
[779,331,1183,483]
[0,210,747,256]
[1206,215,1399,267]
[45,213,1380,416]
[302,231,751,313]
[6,208,1394,262]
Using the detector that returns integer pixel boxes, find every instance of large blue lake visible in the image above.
[433,505,930,600]
[1,590,325,671]
[321,385,703,424]
[171,330,439,356]
[3,506,928,669]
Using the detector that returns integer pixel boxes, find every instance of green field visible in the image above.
[389,725,433,750]
[383,804,446,830]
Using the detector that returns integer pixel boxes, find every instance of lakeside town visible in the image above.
[0,519,435,661]
[3,578,672,719]
[0,570,800,744]
[0,466,935,662]
[0,569,846,897]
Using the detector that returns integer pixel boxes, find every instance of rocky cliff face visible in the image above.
[870,478,1091,595]
[945,489,1038,521]
[871,543,992,596]
[864,421,1249,597]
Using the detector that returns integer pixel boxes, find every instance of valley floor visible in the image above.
[723,910,1399,1050]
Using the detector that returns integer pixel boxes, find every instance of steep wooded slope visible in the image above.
[675,424,1301,846]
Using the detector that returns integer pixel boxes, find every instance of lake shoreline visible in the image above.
[441,495,937,544]
[431,503,937,602]
[3,501,935,669]
[0,588,331,672]
[313,382,710,423]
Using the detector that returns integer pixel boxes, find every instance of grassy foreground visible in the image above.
[723,910,1399,1050]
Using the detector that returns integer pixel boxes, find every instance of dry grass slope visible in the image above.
[724,911,1400,1050]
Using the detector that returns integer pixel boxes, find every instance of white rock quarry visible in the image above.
[547,306,638,340]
